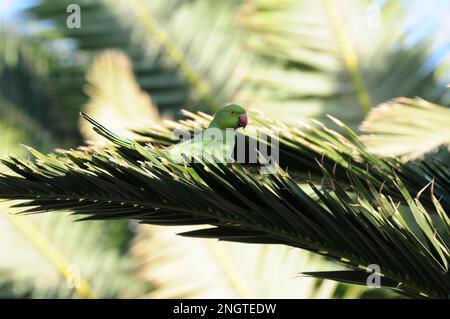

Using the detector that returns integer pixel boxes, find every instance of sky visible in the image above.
[405,0,450,45]
[0,0,36,22]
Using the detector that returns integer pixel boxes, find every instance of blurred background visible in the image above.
[0,0,448,298]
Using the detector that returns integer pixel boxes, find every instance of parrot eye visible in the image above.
[230,111,235,115]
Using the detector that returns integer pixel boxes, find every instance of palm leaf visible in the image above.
[81,49,160,141]
[235,0,450,124]
[0,209,149,298]
[26,0,450,128]
[0,35,149,299]
[0,123,148,298]
[133,108,450,212]
[360,97,450,161]
[132,225,367,298]
[0,117,447,298]
[27,0,246,114]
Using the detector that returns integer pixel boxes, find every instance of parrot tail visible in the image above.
[80,112,134,148]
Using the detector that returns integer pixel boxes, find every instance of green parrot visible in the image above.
[80,103,248,163]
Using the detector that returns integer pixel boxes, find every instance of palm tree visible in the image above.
[1,0,449,299]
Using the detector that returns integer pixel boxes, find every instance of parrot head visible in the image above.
[208,103,247,130]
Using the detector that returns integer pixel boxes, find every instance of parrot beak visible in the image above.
[238,113,248,128]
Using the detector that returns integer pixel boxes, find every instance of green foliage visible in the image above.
[0,211,148,298]
[77,48,363,299]
[0,28,79,144]
[360,97,450,161]
[2,0,449,300]
[0,107,148,298]
[0,112,447,298]
[228,0,450,124]
[0,30,149,299]
[134,109,450,213]
[26,0,450,125]
[27,0,245,114]
[132,225,366,298]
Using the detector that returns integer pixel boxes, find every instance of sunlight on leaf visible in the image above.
[360,97,450,161]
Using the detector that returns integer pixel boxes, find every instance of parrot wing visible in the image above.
[167,129,235,163]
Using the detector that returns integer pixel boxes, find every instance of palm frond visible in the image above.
[0,119,148,298]
[360,97,450,161]
[133,109,450,212]
[132,224,370,298]
[0,120,448,297]
[235,0,450,124]
[28,0,245,114]
[0,135,148,298]
[27,0,450,127]
[81,49,160,141]
[0,35,149,298]
[0,207,149,298]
